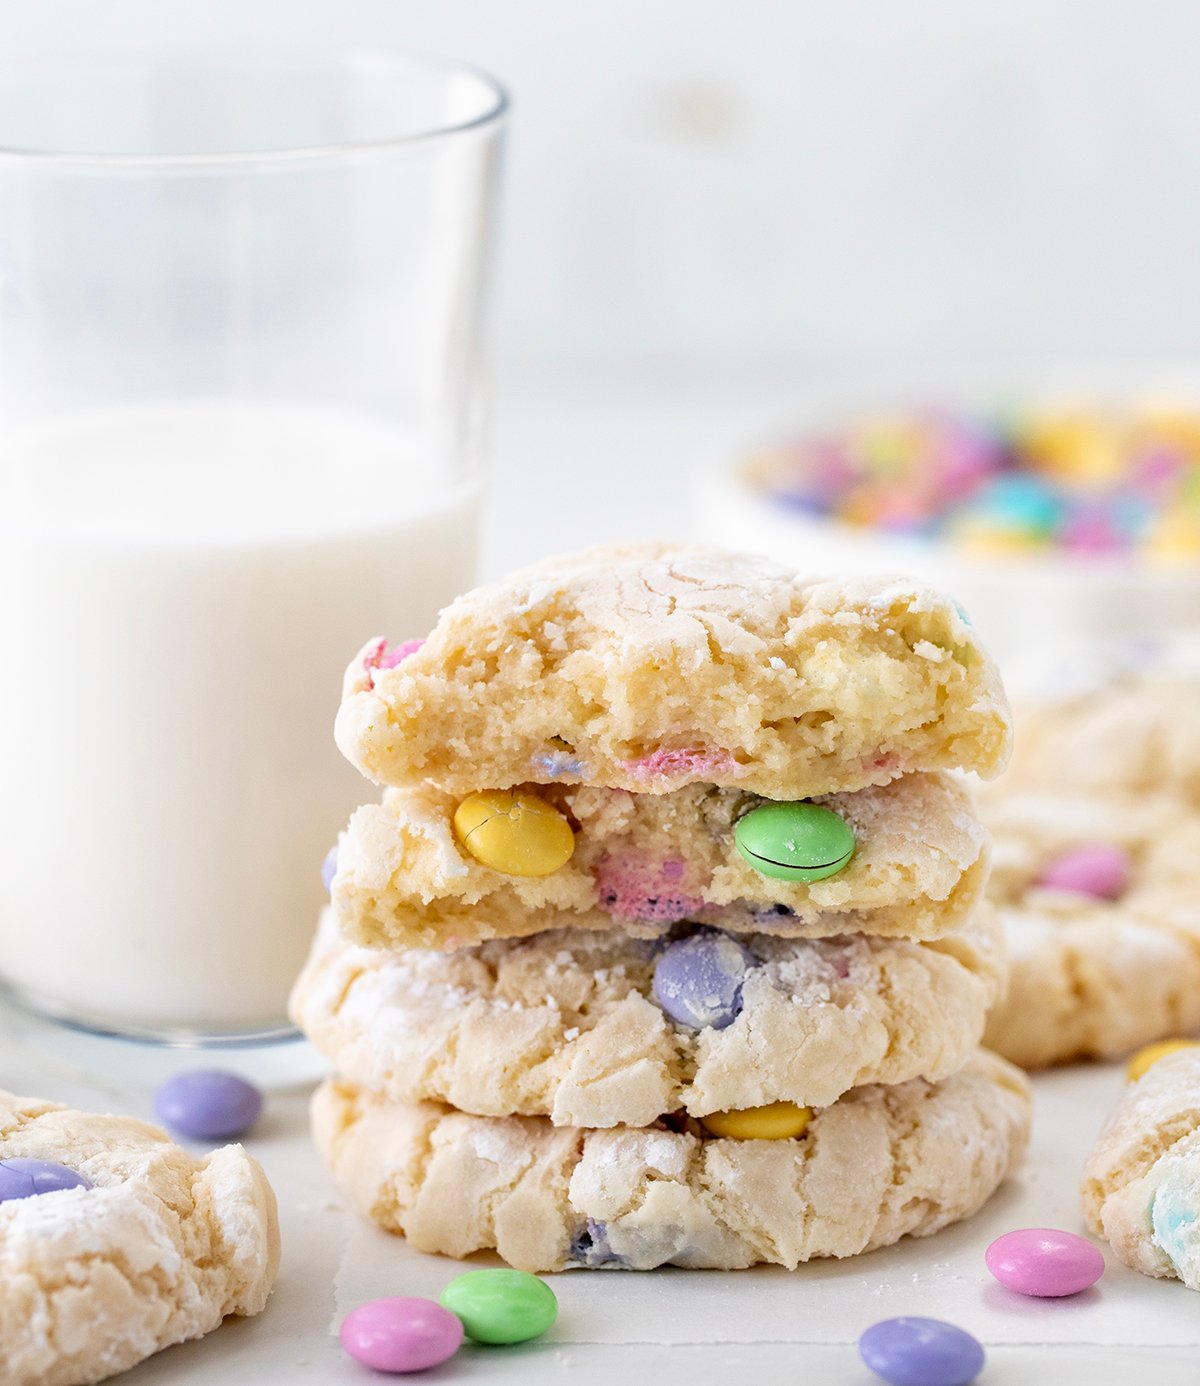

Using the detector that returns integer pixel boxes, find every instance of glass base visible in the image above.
[0,982,328,1092]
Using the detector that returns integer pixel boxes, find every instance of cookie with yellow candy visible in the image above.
[312,1051,1031,1273]
[292,904,1006,1126]
[327,771,988,952]
[1083,1048,1200,1290]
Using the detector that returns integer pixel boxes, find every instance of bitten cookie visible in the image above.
[291,904,1006,1125]
[336,544,1011,799]
[980,788,1200,1069]
[0,1090,280,1386]
[1082,1049,1200,1289]
[333,772,988,950]
[312,1051,1031,1273]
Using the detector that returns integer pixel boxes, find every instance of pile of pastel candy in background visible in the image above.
[290,542,1036,1293]
[742,404,1200,561]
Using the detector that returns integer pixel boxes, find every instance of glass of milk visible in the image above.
[0,49,506,1042]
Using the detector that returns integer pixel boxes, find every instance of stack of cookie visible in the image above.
[292,545,1031,1272]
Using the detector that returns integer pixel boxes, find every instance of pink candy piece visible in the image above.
[1037,843,1131,900]
[624,746,742,785]
[340,1296,463,1373]
[362,637,425,689]
[986,1228,1105,1297]
[594,852,706,923]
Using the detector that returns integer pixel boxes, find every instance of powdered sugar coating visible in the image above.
[1082,1049,1200,1289]
[336,544,1011,799]
[0,1089,279,1386]
[312,1052,1031,1272]
[290,905,1006,1125]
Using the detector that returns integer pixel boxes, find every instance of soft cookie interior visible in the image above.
[332,771,989,950]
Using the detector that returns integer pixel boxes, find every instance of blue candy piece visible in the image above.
[651,932,753,1030]
[154,1070,263,1142]
[0,1158,91,1203]
[321,844,339,893]
[969,473,1064,535]
[859,1318,984,1386]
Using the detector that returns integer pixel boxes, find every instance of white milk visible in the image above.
[0,400,478,1034]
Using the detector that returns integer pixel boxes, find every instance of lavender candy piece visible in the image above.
[568,1219,625,1268]
[154,1070,263,1142]
[0,1158,91,1203]
[321,844,339,893]
[652,931,754,1030]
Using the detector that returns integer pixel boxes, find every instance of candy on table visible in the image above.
[452,789,576,877]
[858,1317,985,1386]
[440,1269,558,1345]
[0,1158,91,1203]
[733,800,855,882]
[1036,843,1131,900]
[651,931,753,1029]
[340,1297,463,1374]
[154,1070,263,1141]
[1127,1037,1200,1081]
[700,1100,812,1140]
[985,1228,1105,1298]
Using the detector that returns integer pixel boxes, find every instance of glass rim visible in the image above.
[0,42,509,168]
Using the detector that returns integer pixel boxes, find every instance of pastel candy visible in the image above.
[0,1158,91,1203]
[154,1070,263,1141]
[453,789,576,877]
[1127,1037,1200,1081]
[1037,843,1131,899]
[700,1100,812,1140]
[321,844,338,893]
[440,1269,558,1345]
[652,932,752,1029]
[734,801,855,882]
[859,1317,985,1386]
[985,1228,1104,1297]
[340,1297,463,1373]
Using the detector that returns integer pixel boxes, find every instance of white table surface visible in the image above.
[3,1012,1197,1386]
[5,366,1195,1384]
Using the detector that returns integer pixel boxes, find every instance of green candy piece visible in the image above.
[440,1268,558,1345]
[733,801,855,882]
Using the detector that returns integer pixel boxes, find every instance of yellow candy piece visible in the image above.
[452,790,575,877]
[1127,1038,1200,1082]
[700,1101,812,1141]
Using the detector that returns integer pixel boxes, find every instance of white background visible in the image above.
[4,0,1200,375]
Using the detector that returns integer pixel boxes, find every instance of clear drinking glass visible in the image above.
[0,47,507,1043]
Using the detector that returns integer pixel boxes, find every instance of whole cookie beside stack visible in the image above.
[293,544,1031,1272]
[980,638,1200,1069]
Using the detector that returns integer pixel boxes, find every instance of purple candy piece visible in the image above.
[321,844,338,893]
[859,1317,984,1386]
[154,1070,263,1142]
[652,931,754,1029]
[0,1158,91,1203]
[340,1296,463,1373]
[569,1218,624,1267]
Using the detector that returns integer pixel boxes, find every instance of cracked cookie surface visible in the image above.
[333,771,988,950]
[980,787,1200,1069]
[336,544,1011,799]
[311,1050,1030,1272]
[1082,1049,1200,1289]
[292,904,1006,1125]
[0,1090,280,1386]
